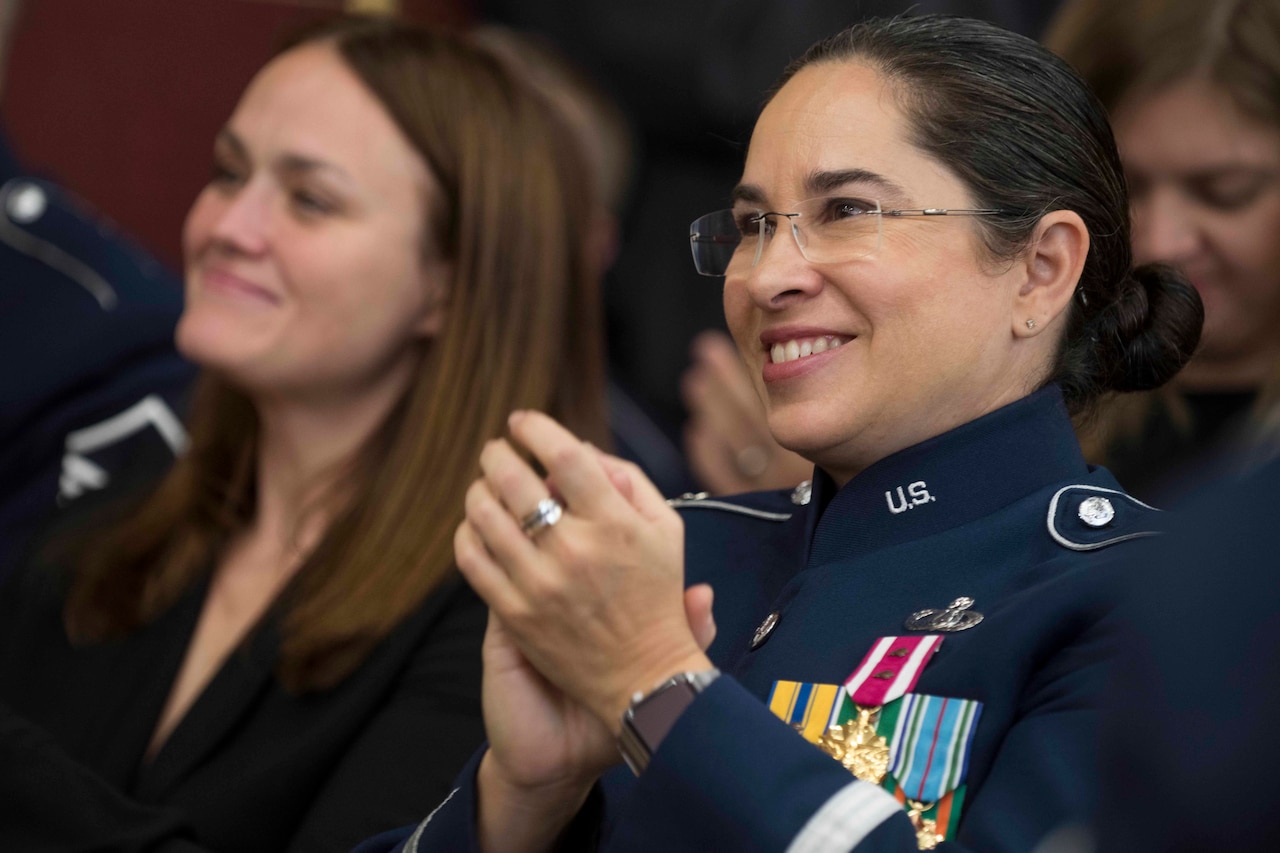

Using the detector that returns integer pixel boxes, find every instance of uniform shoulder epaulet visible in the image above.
[666,479,812,523]
[1046,484,1163,551]
[0,177,119,310]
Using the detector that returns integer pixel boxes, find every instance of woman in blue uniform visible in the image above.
[366,15,1203,853]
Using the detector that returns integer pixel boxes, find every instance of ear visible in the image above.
[413,258,453,339]
[1012,210,1089,339]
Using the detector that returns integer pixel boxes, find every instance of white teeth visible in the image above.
[768,335,850,364]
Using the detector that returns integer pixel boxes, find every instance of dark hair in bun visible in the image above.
[778,14,1204,414]
[1055,263,1202,408]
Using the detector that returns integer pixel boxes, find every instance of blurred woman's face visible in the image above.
[1115,77,1280,388]
[724,62,1040,484]
[178,43,449,402]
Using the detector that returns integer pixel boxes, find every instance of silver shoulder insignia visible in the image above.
[1047,485,1162,551]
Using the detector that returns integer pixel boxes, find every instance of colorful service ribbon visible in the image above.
[843,635,943,707]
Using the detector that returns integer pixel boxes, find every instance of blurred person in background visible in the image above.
[1092,448,1280,853]
[0,17,606,853]
[0,0,194,578]
[1047,0,1280,502]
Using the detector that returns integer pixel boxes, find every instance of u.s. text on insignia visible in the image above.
[905,597,983,632]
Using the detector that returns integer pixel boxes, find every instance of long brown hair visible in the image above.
[1046,0,1280,457]
[64,17,608,692]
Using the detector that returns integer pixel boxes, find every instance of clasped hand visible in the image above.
[455,411,714,799]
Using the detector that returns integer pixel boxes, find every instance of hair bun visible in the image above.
[1091,262,1203,393]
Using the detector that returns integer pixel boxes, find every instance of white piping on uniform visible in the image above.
[65,394,188,455]
[404,786,459,853]
[0,179,118,310]
[1046,484,1162,552]
[666,498,792,522]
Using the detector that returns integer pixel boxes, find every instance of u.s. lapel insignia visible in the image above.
[905,597,983,632]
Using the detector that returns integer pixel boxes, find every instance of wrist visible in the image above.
[617,665,720,776]
[478,751,595,853]
[603,648,713,731]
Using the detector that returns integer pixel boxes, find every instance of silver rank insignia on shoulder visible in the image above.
[752,611,780,649]
[905,597,983,632]
[791,480,812,506]
[1077,496,1115,528]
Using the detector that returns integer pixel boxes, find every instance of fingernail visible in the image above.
[508,410,525,427]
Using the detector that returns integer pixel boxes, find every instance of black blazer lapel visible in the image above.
[134,615,279,800]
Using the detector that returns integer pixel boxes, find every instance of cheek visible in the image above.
[1219,199,1280,283]
[182,190,220,261]
[721,276,755,350]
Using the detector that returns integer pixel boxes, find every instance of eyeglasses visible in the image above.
[688,197,1013,277]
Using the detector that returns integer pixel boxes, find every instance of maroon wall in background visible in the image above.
[3,0,473,271]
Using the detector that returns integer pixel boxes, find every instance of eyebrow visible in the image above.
[215,128,353,184]
[732,168,910,206]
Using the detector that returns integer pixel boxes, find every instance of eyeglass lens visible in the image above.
[689,197,884,276]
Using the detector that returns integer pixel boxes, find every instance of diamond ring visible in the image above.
[520,497,564,538]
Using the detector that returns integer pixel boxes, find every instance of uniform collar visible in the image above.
[803,385,1087,567]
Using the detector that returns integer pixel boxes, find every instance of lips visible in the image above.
[198,266,281,305]
[768,335,851,364]
[759,328,855,382]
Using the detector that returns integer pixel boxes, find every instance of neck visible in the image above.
[247,355,415,551]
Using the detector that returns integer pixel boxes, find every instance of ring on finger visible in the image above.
[520,497,564,538]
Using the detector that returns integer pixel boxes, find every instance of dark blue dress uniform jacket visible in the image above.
[0,129,195,577]
[356,386,1158,853]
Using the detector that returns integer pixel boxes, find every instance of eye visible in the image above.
[825,197,878,220]
[733,209,768,237]
[290,189,335,216]
[1190,173,1272,212]
[209,159,245,189]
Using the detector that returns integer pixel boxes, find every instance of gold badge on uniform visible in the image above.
[768,635,983,849]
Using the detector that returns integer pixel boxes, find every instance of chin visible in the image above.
[767,409,858,460]
[175,313,261,379]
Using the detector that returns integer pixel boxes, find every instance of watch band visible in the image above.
[618,668,720,776]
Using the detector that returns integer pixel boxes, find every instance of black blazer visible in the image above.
[0,549,486,853]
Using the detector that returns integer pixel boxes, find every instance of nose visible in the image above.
[1131,194,1202,267]
[740,217,823,308]
[206,182,271,256]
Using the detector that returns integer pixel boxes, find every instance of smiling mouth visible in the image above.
[769,335,851,364]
